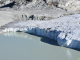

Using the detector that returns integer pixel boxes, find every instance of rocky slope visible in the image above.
[0,0,80,20]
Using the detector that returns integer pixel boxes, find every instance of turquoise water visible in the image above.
[0,32,80,60]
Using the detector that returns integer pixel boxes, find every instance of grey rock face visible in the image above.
[0,0,80,11]
[45,0,80,11]
[0,0,80,15]
[0,0,15,8]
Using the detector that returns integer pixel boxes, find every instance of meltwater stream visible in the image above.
[0,32,80,60]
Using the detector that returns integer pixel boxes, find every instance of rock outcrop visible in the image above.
[0,0,80,11]
[0,0,15,8]
[45,0,80,11]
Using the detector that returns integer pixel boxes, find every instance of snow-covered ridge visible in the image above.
[0,14,80,49]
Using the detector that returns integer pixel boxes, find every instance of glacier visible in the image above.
[0,14,80,49]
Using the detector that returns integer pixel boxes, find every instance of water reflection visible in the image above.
[2,32,80,51]
[2,32,41,40]
[2,32,58,46]
[0,32,80,60]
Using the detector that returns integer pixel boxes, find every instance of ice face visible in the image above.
[1,14,80,49]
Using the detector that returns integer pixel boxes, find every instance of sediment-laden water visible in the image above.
[0,32,80,60]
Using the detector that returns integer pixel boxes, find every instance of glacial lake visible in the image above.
[0,32,80,60]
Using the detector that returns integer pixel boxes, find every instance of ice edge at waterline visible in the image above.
[0,14,80,49]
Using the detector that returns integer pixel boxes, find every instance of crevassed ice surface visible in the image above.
[0,32,80,60]
[1,14,80,49]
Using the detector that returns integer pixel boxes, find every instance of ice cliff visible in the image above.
[0,14,80,49]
